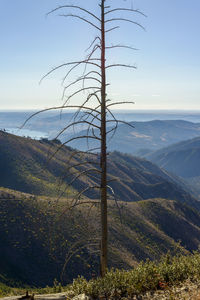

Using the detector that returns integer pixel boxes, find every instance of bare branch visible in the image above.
[107,119,135,129]
[106,126,118,136]
[84,70,102,78]
[69,200,99,210]
[40,59,101,84]
[63,86,101,106]
[107,178,119,184]
[55,174,101,203]
[105,107,119,142]
[72,92,101,123]
[105,8,147,18]
[20,105,100,129]
[81,110,101,123]
[76,101,101,148]
[61,238,100,281]
[107,101,135,108]
[63,161,99,174]
[105,18,145,31]
[72,93,101,124]
[61,60,101,86]
[106,44,139,51]
[85,112,101,144]
[87,92,102,105]
[86,44,101,62]
[56,148,101,186]
[105,103,135,139]
[85,36,101,52]
[105,26,120,33]
[83,45,101,86]
[61,75,101,101]
[59,14,101,31]
[82,76,101,84]
[54,120,100,140]
[47,5,101,22]
[107,185,123,225]
[92,127,99,140]
[63,75,101,92]
[84,113,101,149]
[106,64,136,70]
[66,148,100,165]
[69,168,101,186]
[65,186,101,211]
[48,135,101,162]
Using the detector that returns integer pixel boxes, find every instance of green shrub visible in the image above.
[70,252,200,298]
[0,282,12,297]
[2,252,200,298]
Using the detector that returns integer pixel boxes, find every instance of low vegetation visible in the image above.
[1,252,200,299]
[68,252,200,298]
[2,185,200,288]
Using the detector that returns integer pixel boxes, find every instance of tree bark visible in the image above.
[100,0,108,277]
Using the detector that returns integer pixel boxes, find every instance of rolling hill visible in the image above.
[64,120,200,155]
[146,136,200,178]
[1,187,200,287]
[0,130,198,208]
[146,137,200,195]
[1,132,200,287]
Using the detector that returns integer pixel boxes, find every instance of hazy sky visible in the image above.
[0,0,200,110]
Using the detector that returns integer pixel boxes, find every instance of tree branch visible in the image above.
[85,36,102,52]
[20,105,100,129]
[105,26,120,33]
[106,119,135,129]
[105,18,145,31]
[105,8,147,18]
[69,168,101,186]
[106,101,135,108]
[59,14,101,31]
[40,59,101,84]
[106,64,136,70]
[63,86,101,106]
[54,120,100,140]
[47,5,101,22]
[106,44,139,51]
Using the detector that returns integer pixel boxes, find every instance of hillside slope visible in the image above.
[146,136,200,178]
[146,137,200,196]
[66,120,200,154]
[0,131,198,208]
[1,188,200,287]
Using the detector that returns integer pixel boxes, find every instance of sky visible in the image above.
[0,0,200,111]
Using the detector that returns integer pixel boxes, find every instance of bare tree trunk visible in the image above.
[100,0,108,277]
[23,0,144,278]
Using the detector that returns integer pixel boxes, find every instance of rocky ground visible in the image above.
[1,280,200,300]
[140,279,200,300]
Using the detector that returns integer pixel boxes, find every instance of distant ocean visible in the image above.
[1,109,200,140]
[113,110,200,123]
[4,128,48,140]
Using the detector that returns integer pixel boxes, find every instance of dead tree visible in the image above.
[23,0,145,277]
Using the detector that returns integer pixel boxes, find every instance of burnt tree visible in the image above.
[23,0,145,277]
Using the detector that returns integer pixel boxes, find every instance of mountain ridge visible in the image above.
[65,119,200,154]
[1,132,200,286]
[1,187,200,287]
[0,130,198,208]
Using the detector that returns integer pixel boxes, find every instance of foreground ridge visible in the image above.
[2,253,200,299]
[1,279,200,300]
